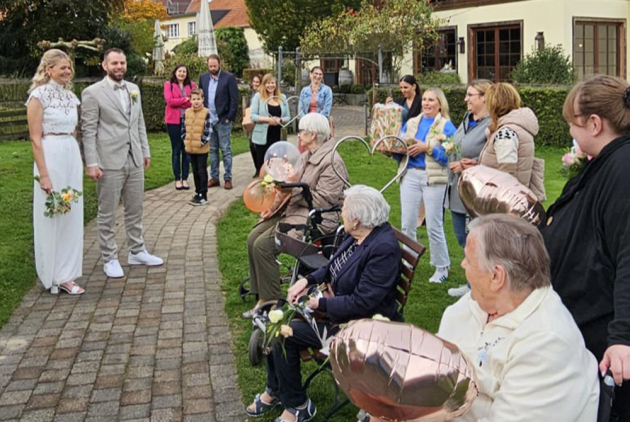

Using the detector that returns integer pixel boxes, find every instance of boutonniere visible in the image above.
[130,90,139,104]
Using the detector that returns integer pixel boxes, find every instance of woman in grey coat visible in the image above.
[445,79,492,297]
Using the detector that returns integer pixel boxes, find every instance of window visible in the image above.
[472,24,522,82]
[188,21,196,37]
[321,58,344,73]
[168,24,180,39]
[414,28,457,73]
[574,20,623,79]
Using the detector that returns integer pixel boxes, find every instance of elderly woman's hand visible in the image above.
[288,278,309,304]
[305,296,319,310]
[600,344,630,385]
[460,158,478,169]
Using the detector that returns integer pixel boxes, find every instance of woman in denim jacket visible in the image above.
[298,67,333,151]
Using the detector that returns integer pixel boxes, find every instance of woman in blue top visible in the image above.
[298,66,333,152]
[250,74,291,175]
[399,87,456,284]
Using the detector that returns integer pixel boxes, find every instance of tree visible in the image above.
[300,0,441,77]
[245,0,362,53]
[122,0,168,22]
[215,27,250,77]
[510,45,575,85]
[0,0,124,75]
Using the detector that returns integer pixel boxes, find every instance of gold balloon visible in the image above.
[330,319,478,422]
[242,180,277,213]
[458,165,546,226]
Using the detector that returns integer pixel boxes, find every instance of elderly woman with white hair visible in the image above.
[246,185,402,422]
[244,113,348,318]
[437,214,599,422]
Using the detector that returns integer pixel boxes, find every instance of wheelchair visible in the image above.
[240,182,345,366]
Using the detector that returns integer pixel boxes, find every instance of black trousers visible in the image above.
[265,320,338,409]
[190,153,208,198]
[249,138,258,175]
[254,139,279,176]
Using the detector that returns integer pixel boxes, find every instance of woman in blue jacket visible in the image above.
[245,185,401,422]
[250,74,291,175]
[298,66,333,152]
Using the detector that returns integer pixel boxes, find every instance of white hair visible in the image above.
[343,185,390,229]
[298,112,330,144]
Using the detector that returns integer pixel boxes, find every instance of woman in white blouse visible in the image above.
[26,49,84,295]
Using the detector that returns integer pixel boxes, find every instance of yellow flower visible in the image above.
[279,325,294,338]
[62,192,73,202]
[442,142,454,153]
[268,309,284,324]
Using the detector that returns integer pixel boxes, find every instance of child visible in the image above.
[182,88,214,205]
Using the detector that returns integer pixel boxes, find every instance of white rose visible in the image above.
[268,309,284,324]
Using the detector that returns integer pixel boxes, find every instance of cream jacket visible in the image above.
[438,286,599,422]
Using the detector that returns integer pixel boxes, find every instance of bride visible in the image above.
[26,49,85,295]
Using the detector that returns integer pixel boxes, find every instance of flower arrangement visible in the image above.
[560,140,591,179]
[428,126,460,160]
[260,174,277,193]
[35,176,82,218]
[130,90,139,104]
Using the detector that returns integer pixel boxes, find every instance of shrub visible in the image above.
[350,84,365,94]
[511,45,575,85]
[281,59,296,86]
[172,36,198,55]
[368,85,571,147]
[162,53,208,82]
[215,27,250,78]
[415,71,461,85]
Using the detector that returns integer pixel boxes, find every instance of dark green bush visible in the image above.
[415,71,461,85]
[281,59,296,86]
[511,45,575,85]
[368,85,571,147]
[162,53,208,82]
[350,84,365,94]
[215,27,250,78]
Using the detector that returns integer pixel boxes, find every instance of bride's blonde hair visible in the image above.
[29,49,74,93]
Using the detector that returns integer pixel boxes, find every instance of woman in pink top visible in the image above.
[164,64,196,190]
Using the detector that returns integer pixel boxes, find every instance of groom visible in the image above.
[81,48,163,278]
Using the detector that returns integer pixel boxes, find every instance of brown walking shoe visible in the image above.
[224,180,233,190]
[208,178,221,188]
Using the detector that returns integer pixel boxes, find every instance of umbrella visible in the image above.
[197,0,218,57]
[153,19,165,75]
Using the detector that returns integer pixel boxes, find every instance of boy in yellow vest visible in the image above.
[182,89,214,205]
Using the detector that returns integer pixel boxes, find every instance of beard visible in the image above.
[209,68,220,76]
[106,68,125,82]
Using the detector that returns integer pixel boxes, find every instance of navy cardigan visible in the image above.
[306,223,401,323]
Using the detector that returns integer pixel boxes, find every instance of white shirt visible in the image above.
[438,286,599,422]
[105,76,129,114]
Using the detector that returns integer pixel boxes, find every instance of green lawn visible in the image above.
[0,132,248,327]
[217,145,567,421]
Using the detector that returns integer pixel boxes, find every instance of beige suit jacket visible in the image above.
[81,78,150,170]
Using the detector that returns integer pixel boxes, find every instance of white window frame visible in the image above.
[188,21,196,36]
[168,23,180,39]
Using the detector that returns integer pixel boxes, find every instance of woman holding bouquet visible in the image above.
[26,49,84,295]
[541,75,630,420]
[399,88,456,284]
[246,185,401,422]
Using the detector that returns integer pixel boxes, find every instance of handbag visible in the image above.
[242,106,254,135]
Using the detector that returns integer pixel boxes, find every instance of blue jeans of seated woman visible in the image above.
[166,122,190,181]
[265,320,337,409]
[451,211,468,249]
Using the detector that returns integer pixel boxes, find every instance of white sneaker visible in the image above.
[104,259,124,278]
[429,267,449,283]
[128,250,164,266]
[448,284,470,297]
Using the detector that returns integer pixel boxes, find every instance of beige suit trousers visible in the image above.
[97,154,145,262]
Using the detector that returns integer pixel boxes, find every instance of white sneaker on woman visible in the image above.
[429,267,449,283]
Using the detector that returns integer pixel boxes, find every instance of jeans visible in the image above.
[190,153,208,198]
[400,168,450,268]
[266,320,338,409]
[451,211,468,249]
[210,121,233,181]
[166,123,190,181]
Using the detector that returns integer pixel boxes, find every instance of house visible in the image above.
[157,0,273,68]
[402,0,629,83]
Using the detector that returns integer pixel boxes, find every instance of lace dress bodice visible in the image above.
[26,81,80,134]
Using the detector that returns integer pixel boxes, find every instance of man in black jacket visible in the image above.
[199,54,239,190]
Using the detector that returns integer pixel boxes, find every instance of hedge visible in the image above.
[368,85,572,148]
[0,78,251,133]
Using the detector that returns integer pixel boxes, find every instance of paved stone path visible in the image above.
[0,107,365,422]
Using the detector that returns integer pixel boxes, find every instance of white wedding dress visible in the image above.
[27,81,83,290]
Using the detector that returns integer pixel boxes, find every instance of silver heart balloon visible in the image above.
[265,95,304,128]
[331,135,409,193]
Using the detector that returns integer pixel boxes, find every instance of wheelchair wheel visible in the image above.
[238,277,252,301]
[248,328,264,366]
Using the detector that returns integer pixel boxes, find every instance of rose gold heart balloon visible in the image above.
[458,165,546,226]
[242,180,277,213]
[330,319,478,422]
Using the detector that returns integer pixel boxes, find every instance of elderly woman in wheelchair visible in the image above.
[246,185,402,422]
[244,113,348,319]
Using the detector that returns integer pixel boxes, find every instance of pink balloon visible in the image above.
[330,319,478,422]
[242,180,277,213]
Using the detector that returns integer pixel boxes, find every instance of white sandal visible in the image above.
[58,282,85,295]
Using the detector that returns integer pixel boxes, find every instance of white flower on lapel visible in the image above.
[130,90,139,104]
